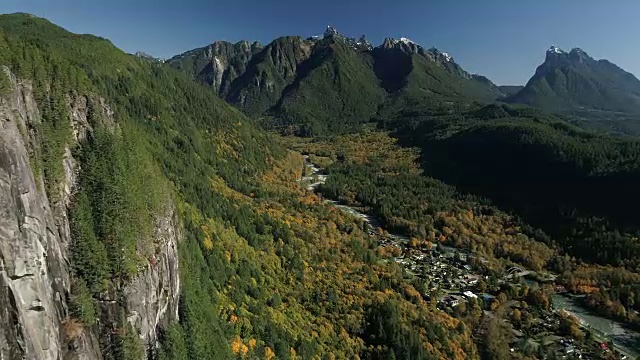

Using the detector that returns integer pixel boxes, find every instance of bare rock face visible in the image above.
[124,205,180,351]
[226,36,314,116]
[0,71,73,360]
[0,70,181,360]
[167,40,262,97]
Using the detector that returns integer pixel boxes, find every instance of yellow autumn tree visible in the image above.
[264,346,275,360]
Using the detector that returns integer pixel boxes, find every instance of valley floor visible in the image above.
[286,132,640,359]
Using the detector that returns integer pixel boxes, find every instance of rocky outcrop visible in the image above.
[0,70,181,360]
[226,36,314,115]
[203,40,263,96]
[0,70,75,360]
[123,205,180,352]
[167,40,263,97]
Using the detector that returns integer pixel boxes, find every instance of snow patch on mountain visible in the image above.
[548,46,565,54]
[399,37,415,45]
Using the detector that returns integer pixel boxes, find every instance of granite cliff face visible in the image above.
[168,40,263,96]
[0,70,180,360]
[226,36,315,116]
[168,36,315,117]
[0,70,74,360]
[123,204,180,354]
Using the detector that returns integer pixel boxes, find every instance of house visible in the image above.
[463,291,478,299]
[461,274,480,286]
[442,295,465,307]
[450,295,465,307]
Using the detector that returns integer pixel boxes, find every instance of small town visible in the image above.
[375,223,633,360]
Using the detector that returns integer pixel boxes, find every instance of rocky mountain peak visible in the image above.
[318,26,372,50]
[427,47,453,62]
[545,45,567,61]
[568,47,593,63]
[230,40,263,53]
[208,40,261,52]
[399,37,416,45]
[134,51,164,62]
[356,35,373,50]
[509,45,640,113]
[544,45,594,65]
[251,40,263,51]
[569,47,587,55]
[236,40,250,51]
[378,38,453,63]
[547,45,565,55]
[324,25,339,38]
[379,37,424,55]
[381,37,396,49]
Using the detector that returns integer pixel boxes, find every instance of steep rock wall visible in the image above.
[0,71,181,360]
[0,72,72,360]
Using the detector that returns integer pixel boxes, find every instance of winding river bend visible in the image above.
[301,156,640,358]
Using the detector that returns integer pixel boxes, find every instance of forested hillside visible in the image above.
[379,103,640,269]
[289,127,640,336]
[368,104,640,331]
[0,13,482,360]
[287,133,556,272]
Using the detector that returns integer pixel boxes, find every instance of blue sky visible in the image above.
[1,0,639,85]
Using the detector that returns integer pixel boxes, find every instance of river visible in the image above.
[301,157,640,358]
[551,294,640,358]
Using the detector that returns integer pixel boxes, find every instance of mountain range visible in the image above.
[167,26,504,135]
[169,29,640,135]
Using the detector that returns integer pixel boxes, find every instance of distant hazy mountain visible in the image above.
[506,46,640,114]
[134,51,164,63]
[497,85,523,97]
